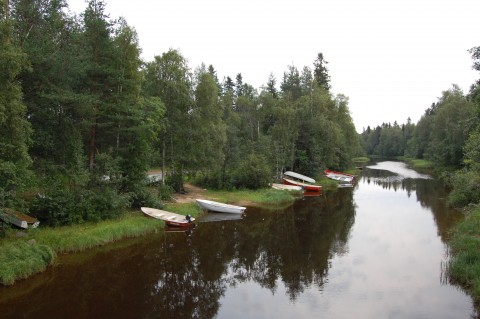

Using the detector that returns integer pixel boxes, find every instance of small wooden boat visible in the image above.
[0,208,40,229]
[324,169,355,183]
[196,199,246,214]
[271,183,303,191]
[141,207,195,228]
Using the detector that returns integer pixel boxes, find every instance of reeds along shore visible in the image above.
[448,208,480,302]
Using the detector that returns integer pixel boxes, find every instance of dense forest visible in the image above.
[0,0,362,226]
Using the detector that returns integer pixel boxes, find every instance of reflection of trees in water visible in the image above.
[0,175,467,319]
[147,191,356,316]
[361,169,464,242]
[362,169,418,196]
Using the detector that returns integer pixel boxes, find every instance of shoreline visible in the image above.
[0,185,298,286]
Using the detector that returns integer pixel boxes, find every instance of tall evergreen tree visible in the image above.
[313,52,331,91]
[78,0,119,170]
[0,14,32,208]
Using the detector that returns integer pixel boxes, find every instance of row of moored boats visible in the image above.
[141,169,356,228]
[0,169,355,230]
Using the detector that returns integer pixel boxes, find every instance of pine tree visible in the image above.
[0,16,32,208]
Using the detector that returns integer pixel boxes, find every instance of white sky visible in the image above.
[68,0,480,132]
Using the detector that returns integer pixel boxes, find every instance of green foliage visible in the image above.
[166,172,184,192]
[232,154,271,189]
[158,184,173,201]
[31,172,129,226]
[0,18,33,208]
[448,170,480,207]
[2,3,361,228]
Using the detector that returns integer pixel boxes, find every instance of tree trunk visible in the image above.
[162,139,166,185]
[89,123,96,170]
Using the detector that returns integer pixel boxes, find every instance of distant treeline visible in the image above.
[0,0,361,226]
[360,63,480,207]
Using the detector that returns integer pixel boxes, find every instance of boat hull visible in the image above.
[283,171,316,184]
[271,183,303,191]
[324,170,355,182]
[282,178,321,192]
[165,220,194,228]
[141,207,195,227]
[196,199,246,214]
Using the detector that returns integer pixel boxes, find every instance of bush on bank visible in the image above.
[449,208,480,302]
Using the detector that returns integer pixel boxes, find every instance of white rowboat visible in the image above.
[196,199,246,214]
[284,171,316,184]
[271,183,303,191]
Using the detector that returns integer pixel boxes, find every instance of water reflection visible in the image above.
[0,162,477,318]
[362,162,463,242]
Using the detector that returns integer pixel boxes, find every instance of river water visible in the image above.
[0,161,477,318]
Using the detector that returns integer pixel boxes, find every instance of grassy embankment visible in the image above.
[0,187,297,286]
[448,208,480,302]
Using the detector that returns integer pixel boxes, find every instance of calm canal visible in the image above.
[0,161,477,318]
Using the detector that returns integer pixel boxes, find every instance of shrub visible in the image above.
[166,172,184,192]
[448,170,480,207]
[232,154,271,189]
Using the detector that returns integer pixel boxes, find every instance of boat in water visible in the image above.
[324,169,355,183]
[141,207,195,228]
[196,199,246,214]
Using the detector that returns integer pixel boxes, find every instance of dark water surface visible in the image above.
[0,161,477,318]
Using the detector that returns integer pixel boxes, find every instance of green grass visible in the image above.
[408,159,434,170]
[203,188,299,207]
[448,208,480,301]
[352,157,369,163]
[165,202,202,216]
[30,212,164,253]
[0,241,55,285]
[0,212,165,285]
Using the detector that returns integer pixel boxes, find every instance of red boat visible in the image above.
[282,171,322,192]
[283,177,322,191]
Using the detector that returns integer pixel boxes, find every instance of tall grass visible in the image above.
[0,212,163,285]
[32,213,163,253]
[165,202,202,216]
[409,159,434,170]
[204,188,299,206]
[448,208,480,301]
[0,241,55,285]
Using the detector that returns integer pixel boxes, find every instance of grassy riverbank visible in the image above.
[448,207,480,302]
[0,186,298,286]
[0,212,165,285]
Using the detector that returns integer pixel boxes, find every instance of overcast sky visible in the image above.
[68,0,479,132]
